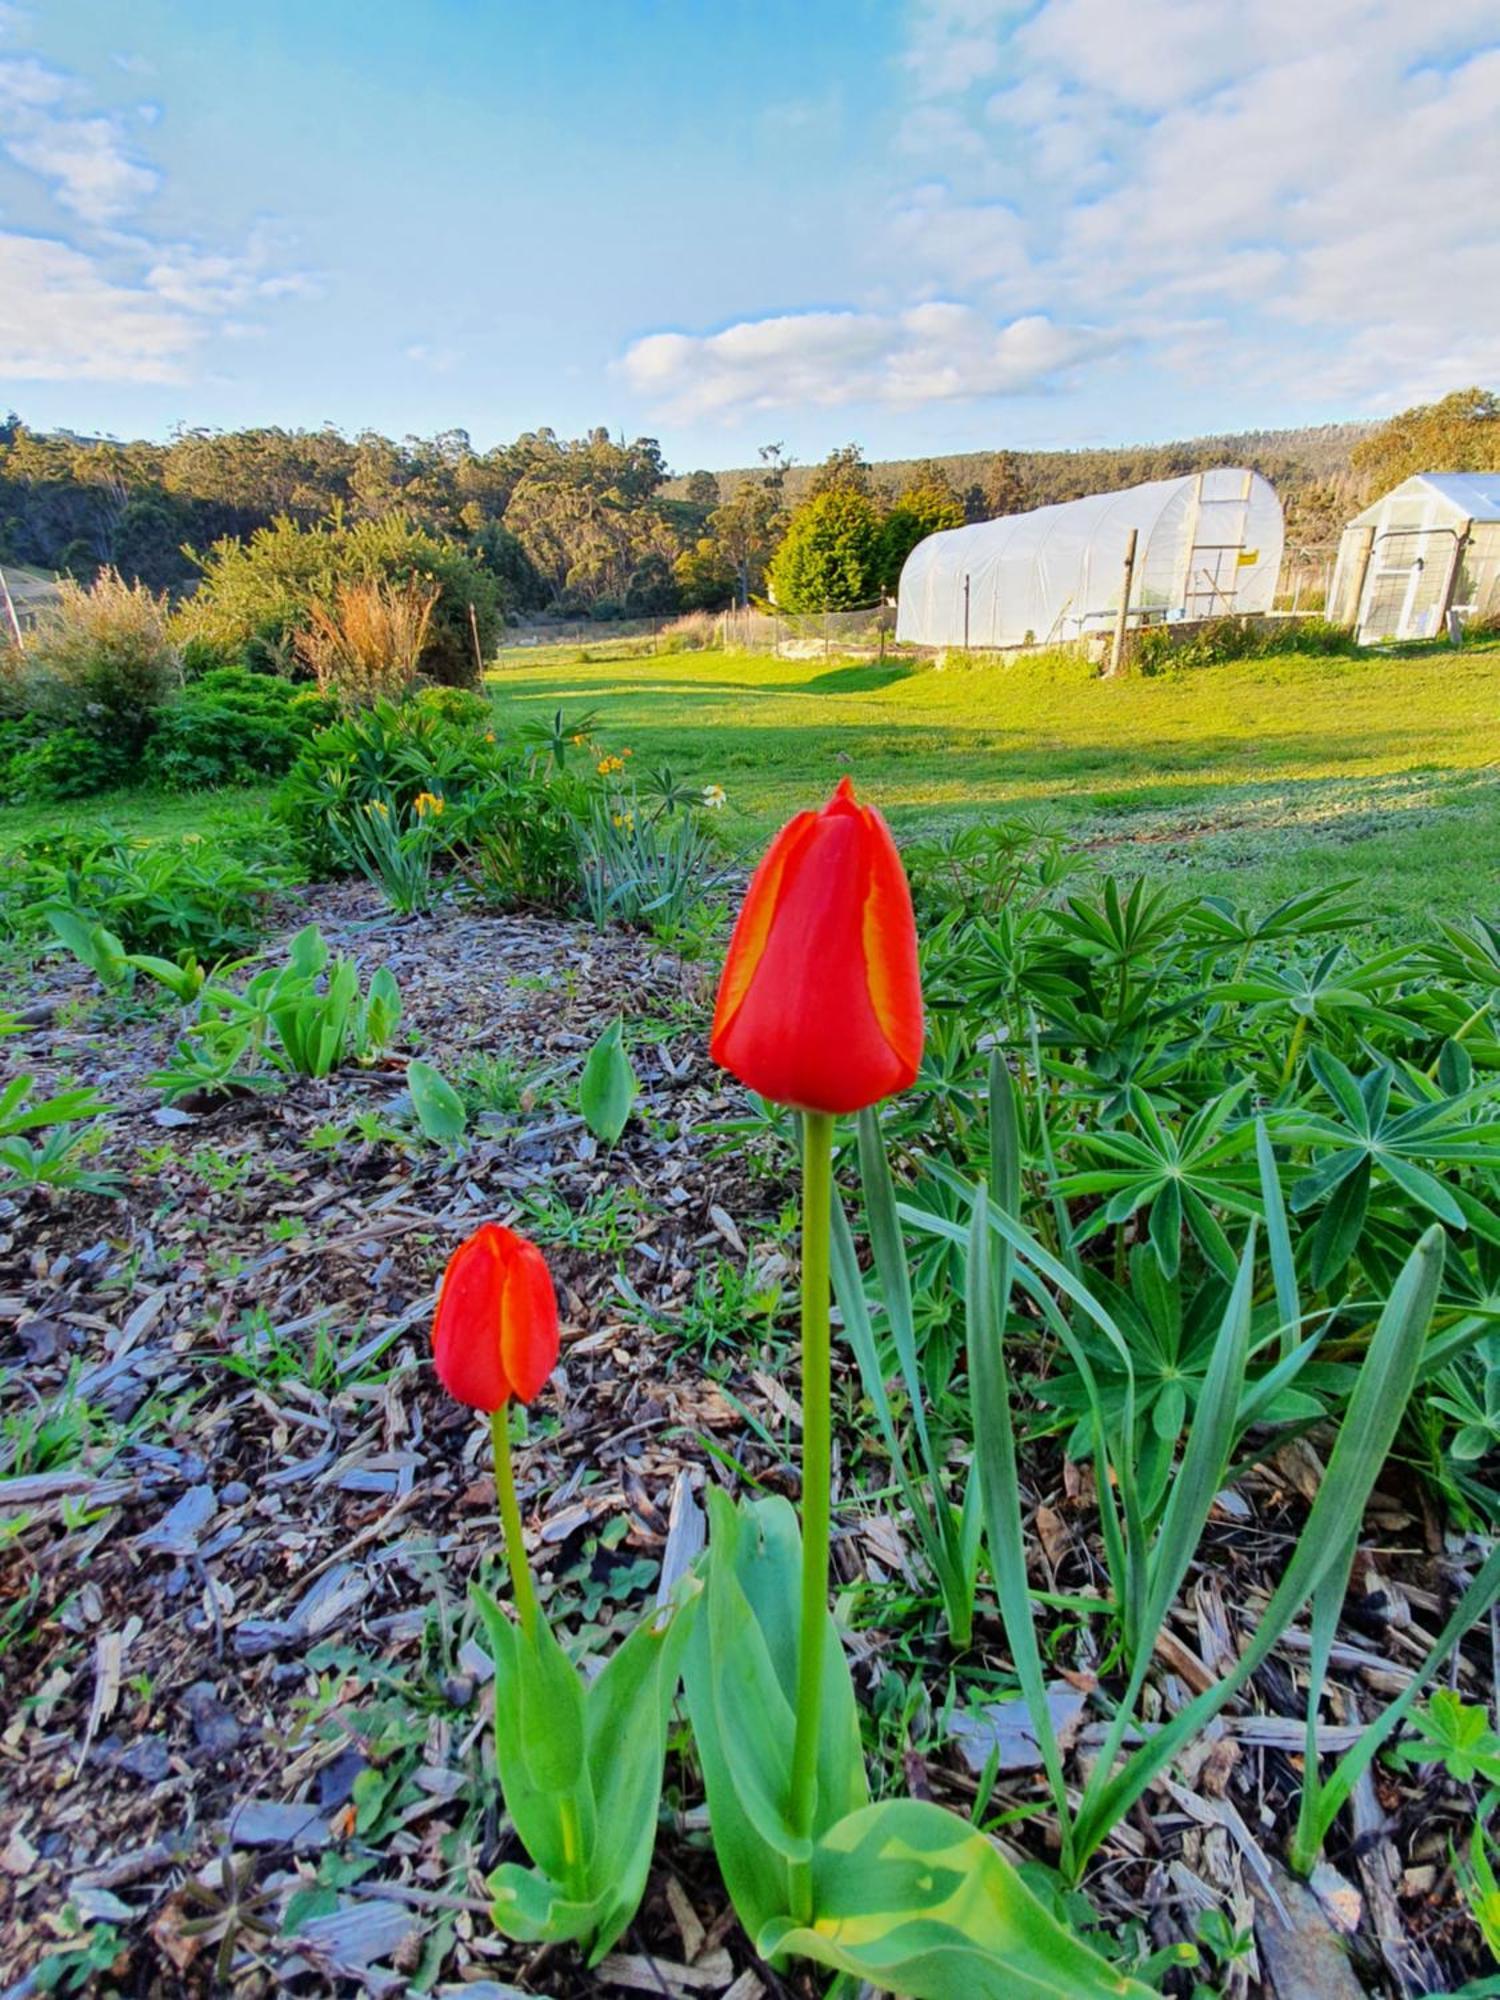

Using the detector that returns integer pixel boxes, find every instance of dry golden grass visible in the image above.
[296,576,438,705]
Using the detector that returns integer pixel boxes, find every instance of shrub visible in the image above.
[458,770,585,912]
[175,513,500,687]
[0,724,134,800]
[5,569,181,754]
[4,829,284,957]
[273,692,591,910]
[142,668,337,790]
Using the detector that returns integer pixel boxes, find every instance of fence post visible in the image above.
[963,572,971,651]
[1107,527,1139,677]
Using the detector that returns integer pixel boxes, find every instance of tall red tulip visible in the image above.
[432,1222,559,1413]
[710,776,923,1114]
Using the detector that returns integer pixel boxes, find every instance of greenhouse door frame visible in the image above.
[1356,524,1463,643]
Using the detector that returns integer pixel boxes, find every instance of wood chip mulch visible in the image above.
[0,884,1494,1998]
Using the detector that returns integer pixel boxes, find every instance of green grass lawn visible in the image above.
[491,639,1500,926]
[2,639,1494,932]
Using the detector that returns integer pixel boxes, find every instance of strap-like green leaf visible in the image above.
[759,1799,1151,1997]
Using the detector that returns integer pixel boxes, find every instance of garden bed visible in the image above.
[1,881,1495,1998]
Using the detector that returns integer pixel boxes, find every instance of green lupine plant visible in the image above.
[913,1052,1477,1887]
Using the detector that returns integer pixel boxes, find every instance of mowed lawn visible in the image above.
[1,639,1494,931]
[492,639,1500,927]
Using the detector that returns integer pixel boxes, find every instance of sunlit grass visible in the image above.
[489,639,1500,925]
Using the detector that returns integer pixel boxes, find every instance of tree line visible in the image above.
[3,389,1496,621]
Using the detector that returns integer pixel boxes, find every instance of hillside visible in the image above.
[664,421,1377,554]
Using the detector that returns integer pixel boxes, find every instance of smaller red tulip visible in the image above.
[710,776,923,1115]
[431,1222,559,1412]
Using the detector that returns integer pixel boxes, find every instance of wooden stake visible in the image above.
[1438,520,1473,643]
[1344,525,1376,637]
[0,564,24,651]
[1108,528,1139,677]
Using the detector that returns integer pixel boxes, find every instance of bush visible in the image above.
[174,513,500,687]
[142,668,337,790]
[0,724,135,800]
[295,575,439,706]
[273,692,590,909]
[459,769,585,912]
[4,570,181,754]
[1132,615,1357,674]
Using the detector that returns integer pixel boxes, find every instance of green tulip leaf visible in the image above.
[407,1058,467,1143]
[472,1586,592,1890]
[682,1489,868,1946]
[477,1583,694,1965]
[758,1799,1151,1999]
[578,1016,638,1144]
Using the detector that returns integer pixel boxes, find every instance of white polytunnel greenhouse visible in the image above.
[1328,473,1500,644]
[895,467,1284,650]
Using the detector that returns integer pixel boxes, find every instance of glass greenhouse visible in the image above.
[1328,474,1500,644]
[895,468,1284,651]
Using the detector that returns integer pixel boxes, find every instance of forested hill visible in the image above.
[3,391,1495,615]
[665,422,1376,551]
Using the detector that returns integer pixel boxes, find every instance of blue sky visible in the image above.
[2,0,1497,469]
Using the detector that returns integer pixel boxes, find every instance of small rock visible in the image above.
[228,1800,329,1851]
[114,1736,172,1783]
[317,1747,369,1810]
[220,1481,250,1506]
[441,1674,476,1710]
[182,1682,243,1757]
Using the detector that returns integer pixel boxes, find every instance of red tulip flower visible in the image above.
[432,1222,559,1412]
[710,776,923,1115]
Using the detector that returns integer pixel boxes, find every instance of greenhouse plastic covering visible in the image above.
[895,468,1284,650]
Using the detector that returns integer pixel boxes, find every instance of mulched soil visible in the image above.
[0,886,1493,1998]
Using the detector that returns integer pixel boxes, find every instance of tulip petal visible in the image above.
[498,1230,561,1403]
[432,1226,512,1412]
[711,807,819,1053]
[860,800,923,1081]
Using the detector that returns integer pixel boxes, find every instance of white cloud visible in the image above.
[6,111,158,222]
[141,229,318,313]
[619,303,1110,420]
[0,40,315,383]
[892,0,1500,407]
[0,232,196,380]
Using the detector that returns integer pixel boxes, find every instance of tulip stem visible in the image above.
[788,1109,835,1890]
[490,1403,539,1641]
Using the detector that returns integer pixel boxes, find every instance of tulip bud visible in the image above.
[432,1222,559,1411]
[710,776,922,1114]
